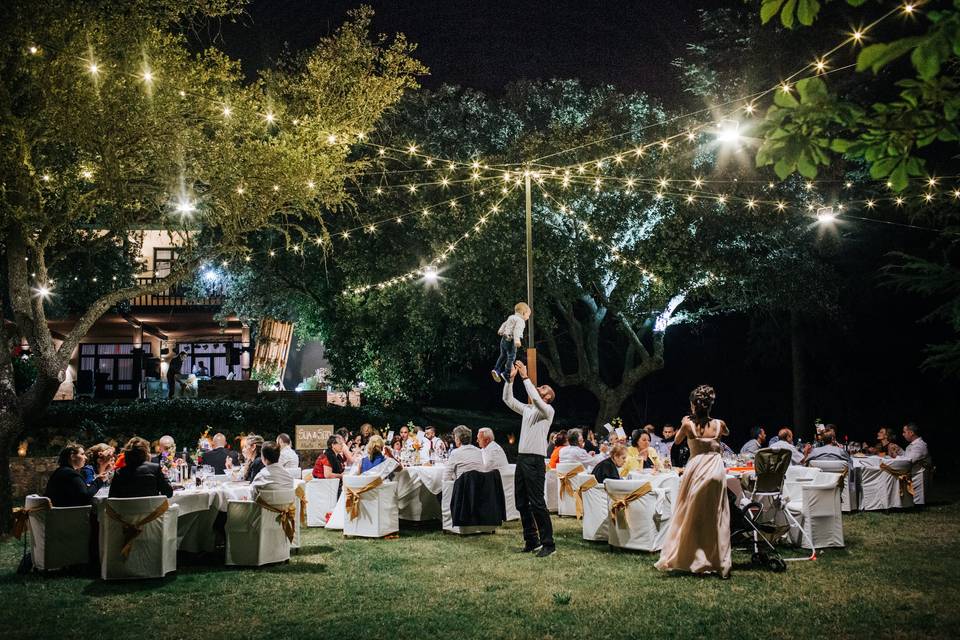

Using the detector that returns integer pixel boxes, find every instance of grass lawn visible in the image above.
[2,481,959,640]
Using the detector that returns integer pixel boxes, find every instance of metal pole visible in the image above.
[524,171,537,386]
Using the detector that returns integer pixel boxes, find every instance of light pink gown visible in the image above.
[655,419,731,577]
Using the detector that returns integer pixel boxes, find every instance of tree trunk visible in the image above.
[0,352,23,533]
[790,308,810,437]
[593,387,633,431]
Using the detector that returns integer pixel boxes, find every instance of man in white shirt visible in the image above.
[276,433,300,474]
[769,428,809,465]
[252,442,296,494]
[558,428,597,469]
[502,361,556,557]
[740,427,767,456]
[477,427,509,471]
[805,428,851,465]
[424,426,440,458]
[443,426,486,482]
[899,422,930,466]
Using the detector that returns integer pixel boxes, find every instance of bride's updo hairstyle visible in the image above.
[689,385,716,422]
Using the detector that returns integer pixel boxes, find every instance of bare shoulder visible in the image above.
[716,419,729,436]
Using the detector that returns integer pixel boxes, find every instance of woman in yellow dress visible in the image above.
[620,430,663,476]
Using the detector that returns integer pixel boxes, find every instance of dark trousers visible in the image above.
[515,453,554,549]
[494,336,517,375]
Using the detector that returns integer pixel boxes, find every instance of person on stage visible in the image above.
[502,360,556,557]
[655,384,731,578]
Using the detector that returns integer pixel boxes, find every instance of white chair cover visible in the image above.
[100,496,178,580]
[24,495,90,571]
[807,459,856,512]
[500,464,519,521]
[605,479,668,552]
[785,466,821,483]
[544,467,558,513]
[580,480,609,542]
[325,491,347,531]
[788,472,845,549]
[305,478,341,527]
[441,479,497,535]
[627,472,680,519]
[555,462,586,517]
[859,458,914,511]
[911,466,929,506]
[225,488,294,566]
[342,476,399,538]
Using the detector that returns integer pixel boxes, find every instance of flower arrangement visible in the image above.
[195,426,212,465]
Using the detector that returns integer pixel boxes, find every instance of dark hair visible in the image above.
[553,430,568,447]
[123,436,151,467]
[57,443,83,467]
[821,428,837,445]
[750,426,765,439]
[262,441,281,464]
[904,422,920,436]
[276,433,291,446]
[630,429,650,448]
[335,427,351,441]
[689,385,716,423]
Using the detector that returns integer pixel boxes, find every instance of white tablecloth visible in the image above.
[396,465,446,497]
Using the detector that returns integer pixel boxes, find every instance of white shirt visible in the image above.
[901,437,929,465]
[481,441,509,471]
[498,313,526,344]
[251,462,296,492]
[503,379,555,457]
[443,444,486,482]
[558,445,596,469]
[740,439,762,456]
[770,440,803,465]
[806,444,851,464]
[278,446,300,473]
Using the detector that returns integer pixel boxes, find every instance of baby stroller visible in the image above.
[729,448,792,572]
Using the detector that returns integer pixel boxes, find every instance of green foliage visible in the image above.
[250,362,282,390]
[12,353,37,394]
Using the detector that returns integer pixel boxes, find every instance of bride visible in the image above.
[655,384,731,578]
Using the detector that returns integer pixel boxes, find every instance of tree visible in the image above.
[222,80,830,427]
[0,0,425,530]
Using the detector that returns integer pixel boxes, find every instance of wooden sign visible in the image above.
[296,424,334,450]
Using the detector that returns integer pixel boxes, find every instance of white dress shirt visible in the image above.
[443,444,486,482]
[481,441,509,470]
[806,444,851,464]
[278,446,300,473]
[901,437,929,465]
[740,439,762,456]
[251,462,296,492]
[770,440,803,465]
[503,378,555,457]
[558,445,597,469]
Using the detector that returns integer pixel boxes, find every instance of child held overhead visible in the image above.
[491,302,531,383]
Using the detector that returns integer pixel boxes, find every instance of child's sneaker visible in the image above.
[490,369,502,383]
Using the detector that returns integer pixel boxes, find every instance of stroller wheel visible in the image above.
[752,552,766,565]
[768,556,787,573]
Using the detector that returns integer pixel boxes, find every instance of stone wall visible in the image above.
[10,457,58,498]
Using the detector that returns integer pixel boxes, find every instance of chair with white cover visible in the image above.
[441,479,498,535]
[555,462,587,517]
[301,469,313,482]
[305,478,341,527]
[16,495,90,571]
[100,496,179,580]
[911,463,931,506]
[859,458,914,511]
[605,479,668,552]
[576,475,608,542]
[807,459,856,512]
[787,472,844,550]
[342,476,399,538]
[544,466,558,513]
[225,488,295,566]
[499,464,519,521]
[785,466,821,483]
[292,482,307,549]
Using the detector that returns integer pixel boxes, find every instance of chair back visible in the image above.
[451,470,506,527]
[753,448,791,494]
[808,459,848,473]
[305,478,340,527]
[24,495,91,571]
[101,496,177,579]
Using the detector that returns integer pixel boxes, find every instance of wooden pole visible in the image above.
[524,171,537,386]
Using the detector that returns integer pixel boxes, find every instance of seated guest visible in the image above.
[201,433,239,474]
[592,444,627,484]
[805,427,851,464]
[390,435,403,456]
[896,422,929,466]
[152,434,194,467]
[477,427,509,471]
[82,443,115,486]
[621,429,662,475]
[558,428,598,469]
[770,428,809,465]
[740,426,766,456]
[359,423,375,447]
[276,433,300,473]
[583,428,599,454]
[443,426,486,482]
[360,436,387,474]
[312,435,347,479]
[241,434,265,482]
[251,442,296,493]
[656,424,676,459]
[548,431,568,469]
[45,444,104,507]
[642,423,662,446]
[869,427,904,457]
[109,437,174,498]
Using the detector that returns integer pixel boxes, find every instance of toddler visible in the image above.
[491,302,531,383]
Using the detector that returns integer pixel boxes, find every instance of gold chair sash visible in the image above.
[574,476,598,520]
[12,499,52,540]
[608,482,653,527]
[295,485,308,527]
[105,500,170,559]
[345,476,384,521]
[558,464,586,500]
[255,496,297,543]
[880,463,915,497]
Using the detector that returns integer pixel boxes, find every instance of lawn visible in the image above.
[2,481,958,640]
